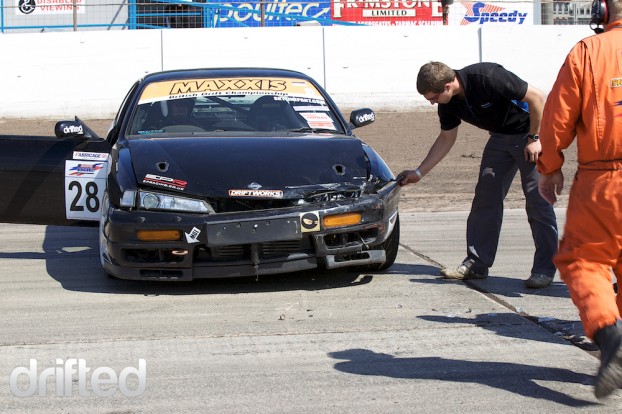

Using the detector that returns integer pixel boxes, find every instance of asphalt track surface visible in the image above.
[0,113,613,412]
[1,209,621,413]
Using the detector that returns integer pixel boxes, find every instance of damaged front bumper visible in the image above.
[101,194,398,281]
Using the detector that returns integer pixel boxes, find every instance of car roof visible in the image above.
[141,68,315,83]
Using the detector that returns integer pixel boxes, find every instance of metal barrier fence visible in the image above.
[0,0,594,33]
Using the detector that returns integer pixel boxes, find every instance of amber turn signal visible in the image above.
[323,213,362,228]
[136,230,181,241]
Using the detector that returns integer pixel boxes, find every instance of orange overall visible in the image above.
[538,20,622,339]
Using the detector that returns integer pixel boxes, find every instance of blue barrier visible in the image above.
[1,0,363,33]
[133,0,363,29]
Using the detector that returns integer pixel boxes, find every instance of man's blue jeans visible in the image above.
[462,132,558,277]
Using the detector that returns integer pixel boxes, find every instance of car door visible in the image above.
[0,131,112,226]
[0,81,140,227]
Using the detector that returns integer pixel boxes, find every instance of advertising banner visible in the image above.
[213,0,537,27]
[331,0,445,26]
[215,0,332,27]
[14,0,86,15]
[456,0,536,25]
[330,0,537,26]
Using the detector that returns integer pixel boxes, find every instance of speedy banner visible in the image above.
[458,0,534,25]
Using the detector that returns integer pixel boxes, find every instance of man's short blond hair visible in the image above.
[416,62,455,95]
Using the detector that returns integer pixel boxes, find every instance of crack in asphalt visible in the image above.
[400,242,599,357]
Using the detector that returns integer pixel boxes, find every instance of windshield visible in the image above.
[127,76,345,136]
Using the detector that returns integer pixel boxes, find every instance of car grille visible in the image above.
[194,237,314,263]
[209,198,297,213]
[207,191,360,213]
[121,237,313,266]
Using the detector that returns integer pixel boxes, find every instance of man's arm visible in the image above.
[522,84,545,136]
[397,127,458,186]
[522,84,545,162]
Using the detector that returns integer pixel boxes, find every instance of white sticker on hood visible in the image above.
[228,189,283,198]
[143,174,187,191]
[73,151,110,161]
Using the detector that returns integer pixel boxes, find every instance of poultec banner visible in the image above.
[215,0,331,26]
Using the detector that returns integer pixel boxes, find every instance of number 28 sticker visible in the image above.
[64,159,109,221]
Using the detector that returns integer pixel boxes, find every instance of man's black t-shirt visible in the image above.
[438,62,530,134]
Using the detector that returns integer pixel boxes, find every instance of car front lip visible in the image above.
[101,194,397,281]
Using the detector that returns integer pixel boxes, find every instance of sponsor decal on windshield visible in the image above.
[139,78,322,104]
[300,112,335,130]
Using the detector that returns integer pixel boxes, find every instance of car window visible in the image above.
[126,77,345,136]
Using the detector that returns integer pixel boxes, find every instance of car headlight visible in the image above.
[138,191,214,213]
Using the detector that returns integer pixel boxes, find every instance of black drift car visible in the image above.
[0,68,400,281]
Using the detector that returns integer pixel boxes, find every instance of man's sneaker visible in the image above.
[594,322,622,399]
[440,264,487,280]
[524,273,554,289]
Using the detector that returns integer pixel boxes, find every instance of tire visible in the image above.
[362,214,400,271]
[99,191,112,275]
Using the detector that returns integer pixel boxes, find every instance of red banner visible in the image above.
[331,0,444,25]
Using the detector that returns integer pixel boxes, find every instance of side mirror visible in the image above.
[349,108,375,129]
[55,121,85,138]
[54,117,99,139]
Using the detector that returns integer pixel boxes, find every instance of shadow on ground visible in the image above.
[329,348,596,407]
[0,225,382,294]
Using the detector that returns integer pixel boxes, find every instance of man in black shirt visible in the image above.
[397,61,558,289]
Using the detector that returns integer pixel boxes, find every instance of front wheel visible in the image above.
[99,191,115,278]
[363,214,400,271]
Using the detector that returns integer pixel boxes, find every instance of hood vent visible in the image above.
[332,164,346,176]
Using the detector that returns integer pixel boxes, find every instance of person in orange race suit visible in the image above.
[537,0,622,399]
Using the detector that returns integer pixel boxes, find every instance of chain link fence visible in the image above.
[0,0,594,33]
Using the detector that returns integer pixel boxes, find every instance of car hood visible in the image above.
[128,136,368,198]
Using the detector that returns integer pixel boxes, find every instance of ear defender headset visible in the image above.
[590,0,609,34]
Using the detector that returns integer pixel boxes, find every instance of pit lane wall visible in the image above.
[0,25,590,119]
